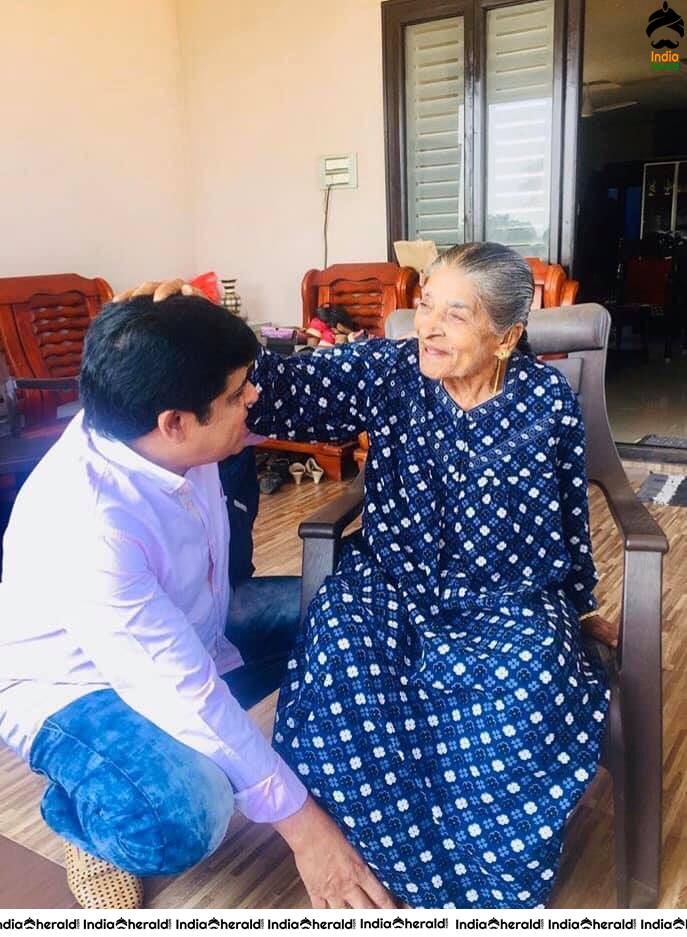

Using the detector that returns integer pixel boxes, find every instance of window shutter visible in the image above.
[485,0,555,257]
[404,18,465,250]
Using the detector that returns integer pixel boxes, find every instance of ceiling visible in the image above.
[583,0,687,112]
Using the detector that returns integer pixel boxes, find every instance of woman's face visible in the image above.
[414,265,509,383]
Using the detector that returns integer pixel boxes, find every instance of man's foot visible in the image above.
[64,842,144,909]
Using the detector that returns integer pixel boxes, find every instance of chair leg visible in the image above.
[613,795,629,909]
[610,728,661,909]
[607,690,630,908]
[618,551,663,909]
[609,681,661,908]
[624,763,661,908]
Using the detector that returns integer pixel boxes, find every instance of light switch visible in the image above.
[320,153,358,189]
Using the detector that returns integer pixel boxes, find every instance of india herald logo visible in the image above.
[647,1,684,49]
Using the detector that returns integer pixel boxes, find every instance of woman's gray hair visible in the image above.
[427,242,535,355]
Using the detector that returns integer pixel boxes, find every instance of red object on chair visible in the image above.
[189,272,222,304]
[623,257,671,306]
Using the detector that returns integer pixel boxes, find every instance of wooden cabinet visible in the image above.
[641,159,687,237]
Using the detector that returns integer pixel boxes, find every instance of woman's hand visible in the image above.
[113,279,205,303]
[581,613,618,648]
[273,796,397,909]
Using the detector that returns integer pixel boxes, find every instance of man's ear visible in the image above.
[157,409,185,443]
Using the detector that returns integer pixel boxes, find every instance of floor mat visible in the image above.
[637,472,687,506]
[637,434,687,449]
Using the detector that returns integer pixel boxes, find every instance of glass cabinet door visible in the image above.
[642,162,677,236]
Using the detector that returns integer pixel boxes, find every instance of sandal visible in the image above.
[259,471,284,495]
[305,457,324,485]
[289,461,306,485]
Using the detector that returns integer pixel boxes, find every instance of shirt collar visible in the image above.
[86,418,188,495]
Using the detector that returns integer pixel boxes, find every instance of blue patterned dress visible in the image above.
[248,339,609,909]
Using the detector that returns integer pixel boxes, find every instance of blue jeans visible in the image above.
[29,575,300,876]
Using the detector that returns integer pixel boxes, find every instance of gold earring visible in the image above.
[492,350,509,395]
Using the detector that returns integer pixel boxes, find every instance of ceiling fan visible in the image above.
[581,80,638,117]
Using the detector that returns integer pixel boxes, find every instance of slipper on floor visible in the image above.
[289,462,306,485]
[305,457,324,485]
[259,472,284,495]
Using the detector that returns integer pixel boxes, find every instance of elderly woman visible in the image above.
[247,242,611,909]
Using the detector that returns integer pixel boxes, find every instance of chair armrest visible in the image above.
[592,465,666,892]
[595,466,665,882]
[298,472,365,541]
[14,378,79,392]
[595,473,668,554]
[298,472,365,621]
[2,377,80,436]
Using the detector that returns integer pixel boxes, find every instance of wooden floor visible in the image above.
[1,463,686,909]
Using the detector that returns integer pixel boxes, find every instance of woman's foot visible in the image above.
[64,842,144,909]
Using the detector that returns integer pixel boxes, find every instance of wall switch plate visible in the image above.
[320,153,358,189]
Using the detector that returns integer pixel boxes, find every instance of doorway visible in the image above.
[575,0,687,454]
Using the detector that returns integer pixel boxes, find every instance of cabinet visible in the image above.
[641,160,687,237]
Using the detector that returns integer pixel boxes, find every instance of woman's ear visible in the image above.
[500,323,525,356]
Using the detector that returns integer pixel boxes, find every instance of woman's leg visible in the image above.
[30,688,234,876]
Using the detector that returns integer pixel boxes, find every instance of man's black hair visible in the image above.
[80,293,259,440]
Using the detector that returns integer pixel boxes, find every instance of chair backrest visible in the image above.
[301,263,419,337]
[385,303,623,493]
[525,257,579,308]
[0,274,113,426]
[623,257,671,306]
[408,256,579,310]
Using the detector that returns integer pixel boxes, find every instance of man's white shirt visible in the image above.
[0,413,306,822]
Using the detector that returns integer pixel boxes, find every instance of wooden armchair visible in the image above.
[297,303,668,909]
[0,274,113,567]
[526,257,579,308]
[301,262,419,336]
[408,257,578,310]
[257,263,420,480]
[0,273,112,431]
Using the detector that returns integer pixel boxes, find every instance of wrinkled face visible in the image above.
[414,265,506,383]
[181,364,259,466]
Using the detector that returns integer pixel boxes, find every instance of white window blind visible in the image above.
[405,18,465,250]
[485,0,554,258]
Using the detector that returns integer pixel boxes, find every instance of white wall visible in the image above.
[2,0,389,313]
[1,0,191,294]
[177,0,389,324]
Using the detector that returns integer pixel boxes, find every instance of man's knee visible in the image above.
[152,757,234,874]
[75,751,234,876]
[229,575,301,657]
